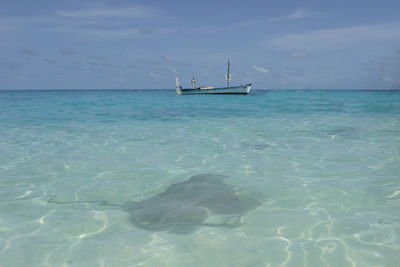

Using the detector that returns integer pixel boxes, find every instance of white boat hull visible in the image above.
[177,84,251,95]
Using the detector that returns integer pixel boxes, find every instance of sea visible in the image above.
[0,89,399,267]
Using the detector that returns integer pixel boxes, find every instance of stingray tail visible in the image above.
[46,194,121,207]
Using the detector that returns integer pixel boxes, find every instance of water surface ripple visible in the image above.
[0,90,399,266]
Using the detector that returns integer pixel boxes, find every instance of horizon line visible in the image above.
[1,88,399,91]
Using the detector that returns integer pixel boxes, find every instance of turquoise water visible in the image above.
[1,90,399,266]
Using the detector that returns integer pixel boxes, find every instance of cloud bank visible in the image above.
[56,6,155,18]
[267,23,400,50]
[269,8,314,22]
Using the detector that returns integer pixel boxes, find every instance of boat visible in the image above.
[175,60,251,95]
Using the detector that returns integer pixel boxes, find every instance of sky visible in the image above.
[1,0,400,89]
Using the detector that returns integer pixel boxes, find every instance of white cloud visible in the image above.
[290,51,311,58]
[63,27,175,39]
[267,23,400,50]
[56,6,154,18]
[0,5,170,41]
[149,72,163,80]
[269,8,314,22]
[285,8,313,20]
[47,6,171,39]
[252,65,271,74]
[281,50,315,59]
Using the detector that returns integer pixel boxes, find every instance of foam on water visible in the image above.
[0,90,399,266]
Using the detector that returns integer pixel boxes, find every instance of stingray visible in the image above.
[47,174,261,234]
[126,174,261,233]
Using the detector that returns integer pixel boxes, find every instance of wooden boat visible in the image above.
[176,60,251,95]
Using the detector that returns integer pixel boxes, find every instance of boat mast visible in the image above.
[227,59,230,87]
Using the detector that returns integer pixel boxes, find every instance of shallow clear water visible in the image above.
[0,90,399,266]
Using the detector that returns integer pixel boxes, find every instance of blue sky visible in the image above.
[1,0,399,89]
